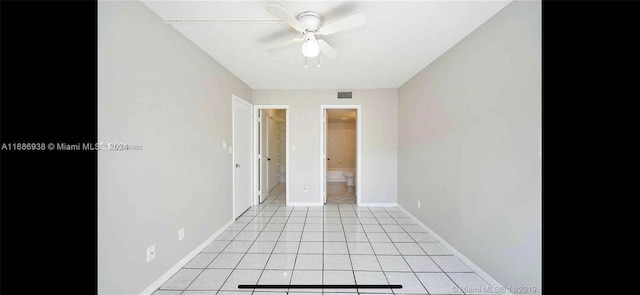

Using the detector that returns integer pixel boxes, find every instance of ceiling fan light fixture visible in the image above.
[301,34,319,57]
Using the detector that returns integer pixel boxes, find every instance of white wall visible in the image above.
[253,89,398,205]
[98,1,252,294]
[398,1,541,293]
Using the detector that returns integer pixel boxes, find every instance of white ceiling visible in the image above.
[327,109,357,122]
[141,0,511,89]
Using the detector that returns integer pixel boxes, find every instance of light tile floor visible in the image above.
[154,186,491,295]
[262,182,356,205]
[262,183,287,205]
[326,182,356,205]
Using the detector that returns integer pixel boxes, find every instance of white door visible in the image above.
[267,116,280,192]
[259,110,268,202]
[233,96,253,219]
[322,109,328,204]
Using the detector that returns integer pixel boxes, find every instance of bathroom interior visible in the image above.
[326,109,357,204]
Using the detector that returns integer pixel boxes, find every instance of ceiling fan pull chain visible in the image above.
[305,56,308,68]
[317,55,321,67]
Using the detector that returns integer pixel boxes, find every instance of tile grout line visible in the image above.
[376,207,431,295]
[254,202,294,294]
[357,206,394,295]
[232,204,287,294]
[387,207,473,295]
[287,205,308,294]
[339,204,358,294]
[208,204,278,293]
[170,208,258,293]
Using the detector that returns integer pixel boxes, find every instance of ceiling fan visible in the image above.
[265,5,366,66]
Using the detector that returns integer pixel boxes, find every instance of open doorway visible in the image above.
[254,107,289,206]
[321,105,361,205]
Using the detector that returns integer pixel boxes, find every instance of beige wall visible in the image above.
[398,1,541,293]
[98,1,252,294]
[253,89,398,204]
[327,122,357,169]
[266,112,280,191]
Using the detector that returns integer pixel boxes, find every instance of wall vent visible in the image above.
[337,91,353,99]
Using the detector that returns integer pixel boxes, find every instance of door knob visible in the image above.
[235,163,240,168]
[267,158,271,161]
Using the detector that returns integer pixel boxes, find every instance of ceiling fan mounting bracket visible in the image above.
[296,11,322,31]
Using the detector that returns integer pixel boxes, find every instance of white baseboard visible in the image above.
[397,205,512,295]
[360,203,398,207]
[286,202,324,206]
[139,218,235,295]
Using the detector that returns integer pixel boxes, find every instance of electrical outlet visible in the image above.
[178,228,184,241]
[146,244,156,262]
[303,185,308,192]
[417,200,421,208]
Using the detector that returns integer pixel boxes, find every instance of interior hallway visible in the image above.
[153,203,490,294]
[262,182,286,205]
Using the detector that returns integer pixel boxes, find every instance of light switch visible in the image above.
[223,141,227,149]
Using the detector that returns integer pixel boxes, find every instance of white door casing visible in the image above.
[259,110,268,202]
[322,109,328,204]
[253,106,289,206]
[320,105,361,206]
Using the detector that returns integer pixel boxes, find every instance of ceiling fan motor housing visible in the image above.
[297,11,322,32]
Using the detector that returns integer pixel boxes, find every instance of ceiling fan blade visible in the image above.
[318,13,366,36]
[318,39,338,59]
[267,38,302,53]
[266,5,305,32]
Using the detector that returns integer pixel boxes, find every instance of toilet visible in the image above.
[344,171,356,186]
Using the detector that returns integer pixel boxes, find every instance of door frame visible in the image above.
[232,95,253,219]
[253,105,290,206]
[320,105,362,205]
